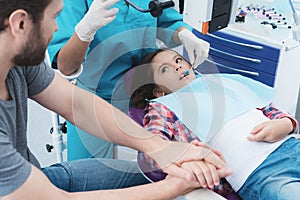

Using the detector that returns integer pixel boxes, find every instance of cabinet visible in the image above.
[190,16,300,121]
[193,30,280,87]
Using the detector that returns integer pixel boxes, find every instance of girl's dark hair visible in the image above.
[129,49,167,109]
[129,48,192,109]
[0,0,51,32]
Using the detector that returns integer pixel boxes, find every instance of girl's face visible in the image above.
[151,50,196,93]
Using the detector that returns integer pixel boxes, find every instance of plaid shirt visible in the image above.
[143,102,298,198]
[144,102,298,143]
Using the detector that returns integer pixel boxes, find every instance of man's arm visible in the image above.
[31,73,230,179]
[2,165,199,200]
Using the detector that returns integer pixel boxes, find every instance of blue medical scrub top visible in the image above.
[49,0,189,112]
[48,0,190,160]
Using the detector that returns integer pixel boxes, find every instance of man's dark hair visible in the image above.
[0,0,51,32]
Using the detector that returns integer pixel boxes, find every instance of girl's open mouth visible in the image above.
[179,70,190,80]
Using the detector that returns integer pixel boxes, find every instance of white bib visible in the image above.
[152,74,276,142]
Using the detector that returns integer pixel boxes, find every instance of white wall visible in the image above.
[27,99,58,167]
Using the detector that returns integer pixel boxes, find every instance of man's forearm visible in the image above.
[69,84,166,153]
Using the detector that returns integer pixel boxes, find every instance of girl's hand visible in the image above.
[247,118,293,143]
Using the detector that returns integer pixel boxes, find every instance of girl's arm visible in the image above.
[248,103,299,142]
[258,102,298,132]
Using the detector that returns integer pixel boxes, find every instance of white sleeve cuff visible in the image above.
[55,64,83,80]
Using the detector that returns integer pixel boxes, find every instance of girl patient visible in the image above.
[128,48,299,200]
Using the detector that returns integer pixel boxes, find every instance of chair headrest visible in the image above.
[128,107,145,126]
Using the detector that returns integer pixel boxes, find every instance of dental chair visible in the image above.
[125,59,225,199]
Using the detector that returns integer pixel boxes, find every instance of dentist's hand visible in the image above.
[75,0,119,42]
[178,29,210,68]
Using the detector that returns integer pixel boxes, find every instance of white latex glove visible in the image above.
[178,29,210,68]
[75,0,119,42]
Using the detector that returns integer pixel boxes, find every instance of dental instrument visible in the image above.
[180,67,201,80]
[289,0,300,42]
[124,0,174,17]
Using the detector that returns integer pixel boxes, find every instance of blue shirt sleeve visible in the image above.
[48,0,90,68]
[157,8,192,48]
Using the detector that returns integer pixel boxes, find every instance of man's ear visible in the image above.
[153,87,166,98]
[8,9,29,36]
